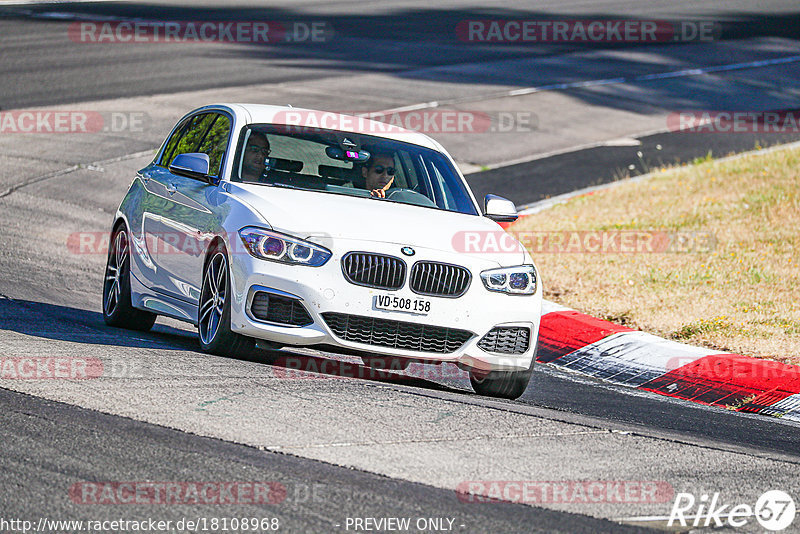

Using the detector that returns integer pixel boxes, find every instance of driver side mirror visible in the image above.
[169,153,212,183]
[484,194,518,222]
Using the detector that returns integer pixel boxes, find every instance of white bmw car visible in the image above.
[103,104,542,399]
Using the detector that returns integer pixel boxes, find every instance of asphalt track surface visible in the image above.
[1,387,638,534]
[467,128,800,207]
[2,0,800,109]
[2,1,800,532]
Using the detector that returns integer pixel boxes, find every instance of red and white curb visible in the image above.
[537,300,800,422]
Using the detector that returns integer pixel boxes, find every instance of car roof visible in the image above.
[213,103,445,152]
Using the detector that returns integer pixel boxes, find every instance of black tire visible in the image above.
[102,225,157,331]
[470,345,537,400]
[198,243,255,357]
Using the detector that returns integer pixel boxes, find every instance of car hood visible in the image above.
[229,182,528,267]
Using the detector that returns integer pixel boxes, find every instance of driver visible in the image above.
[241,131,271,182]
[362,152,396,198]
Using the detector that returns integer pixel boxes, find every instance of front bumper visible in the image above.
[228,242,541,373]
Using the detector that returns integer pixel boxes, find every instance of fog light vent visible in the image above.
[251,291,313,327]
[477,327,530,354]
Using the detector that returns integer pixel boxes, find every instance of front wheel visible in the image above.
[198,244,254,357]
[470,346,536,400]
[470,367,533,400]
[102,225,157,331]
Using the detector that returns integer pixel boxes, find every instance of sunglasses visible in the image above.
[371,165,396,176]
[246,145,271,157]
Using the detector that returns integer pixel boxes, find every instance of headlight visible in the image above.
[238,227,331,267]
[480,265,537,295]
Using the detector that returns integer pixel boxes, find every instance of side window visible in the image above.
[158,117,190,167]
[196,114,231,177]
[424,157,475,214]
[160,113,214,168]
[397,151,419,190]
[387,153,408,189]
[430,162,456,210]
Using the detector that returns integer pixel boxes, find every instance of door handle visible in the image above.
[165,183,177,195]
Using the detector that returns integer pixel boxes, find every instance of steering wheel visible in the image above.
[386,188,437,207]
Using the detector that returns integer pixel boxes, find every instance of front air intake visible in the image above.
[322,312,473,354]
[477,327,530,354]
[250,291,313,327]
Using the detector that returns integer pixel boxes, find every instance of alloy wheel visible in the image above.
[199,252,227,345]
[103,230,128,317]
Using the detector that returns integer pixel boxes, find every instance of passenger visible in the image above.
[241,131,271,181]
[362,153,396,198]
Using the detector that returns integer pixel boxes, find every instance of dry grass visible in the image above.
[510,146,800,365]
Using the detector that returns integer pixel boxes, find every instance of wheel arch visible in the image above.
[203,235,228,270]
[111,215,129,233]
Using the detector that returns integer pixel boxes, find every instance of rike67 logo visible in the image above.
[668,490,796,531]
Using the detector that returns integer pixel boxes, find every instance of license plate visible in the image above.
[374,294,431,315]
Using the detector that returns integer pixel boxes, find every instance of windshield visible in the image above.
[231,124,479,216]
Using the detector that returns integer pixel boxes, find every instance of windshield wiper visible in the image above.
[264,182,301,190]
